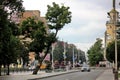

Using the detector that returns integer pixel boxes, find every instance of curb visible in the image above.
[28,70,79,80]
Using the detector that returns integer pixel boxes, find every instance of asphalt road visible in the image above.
[38,69,104,80]
[0,68,105,80]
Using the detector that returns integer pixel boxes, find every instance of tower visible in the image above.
[106,0,119,44]
[104,0,120,61]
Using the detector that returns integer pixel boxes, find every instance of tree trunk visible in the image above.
[32,30,57,75]
[32,65,40,74]
[114,69,118,80]
[6,64,9,75]
[33,44,51,75]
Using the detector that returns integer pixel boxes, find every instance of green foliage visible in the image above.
[106,41,120,63]
[21,17,40,38]
[46,2,72,31]
[52,41,86,63]
[0,0,25,75]
[20,17,47,53]
[9,22,20,36]
[87,38,104,66]
[53,41,64,62]
[20,2,72,74]
[0,0,24,15]
[0,23,18,65]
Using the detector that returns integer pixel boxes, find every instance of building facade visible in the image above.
[11,10,48,28]
[106,5,120,44]
[106,0,120,44]
[104,0,120,62]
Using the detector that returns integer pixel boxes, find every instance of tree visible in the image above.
[0,22,24,75]
[33,2,71,74]
[51,41,86,64]
[0,0,24,15]
[87,38,104,66]
[19,2,71,74]
[106,40,120,67]
[20,17,57,74]
[0,0,24,75]
[9,21,29,67]
[53,41,64,62]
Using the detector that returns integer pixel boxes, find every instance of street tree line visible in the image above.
[0,0,26,75]
[106,40,120,68]
[87,38,104,66]
[52,41,86,64]
[87,37,120,68]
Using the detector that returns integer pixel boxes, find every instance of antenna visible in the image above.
[113,0,116,9]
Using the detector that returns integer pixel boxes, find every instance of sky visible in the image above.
[23,0,120,53]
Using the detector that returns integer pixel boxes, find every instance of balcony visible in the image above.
[106,21,114,25]
[106,21,120,27]
[115,22,120,27]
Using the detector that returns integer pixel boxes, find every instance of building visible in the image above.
[11,10,48,28]
[11,10,48,32]
[10,10,49,68]
[104,0,120,66]
[11,10,49,44]
[106,0,120,44]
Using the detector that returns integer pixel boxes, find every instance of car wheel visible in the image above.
[88,70,90,72]
[81,70,84,72]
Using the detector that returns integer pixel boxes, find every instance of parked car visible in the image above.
[81,64,90,72]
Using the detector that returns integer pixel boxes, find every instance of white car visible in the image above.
[81,64,90,72]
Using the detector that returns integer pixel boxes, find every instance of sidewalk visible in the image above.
[96,69,114,80]
[0,70,78,80]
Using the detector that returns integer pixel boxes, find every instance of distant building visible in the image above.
[11,10,48,29]
[11,10,49,44]
[106,0,120,44]
[105,0,120,61]
[11,10,49,67]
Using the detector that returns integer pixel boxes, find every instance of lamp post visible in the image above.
[52,43,55,72]
[72,46,75,68]
[114,19,118,80]
[63,42,66,65]
[113,3,118,79]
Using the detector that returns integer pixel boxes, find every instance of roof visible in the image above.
[109,8,119,13]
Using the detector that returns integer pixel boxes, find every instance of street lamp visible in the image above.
[72,46,75,68]
[51,43,55,71]
[114,19,118,80]
[63,42,67,65]
[113,5,119,80]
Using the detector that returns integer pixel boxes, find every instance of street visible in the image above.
[35,68,104,80]
[0,68,106,80]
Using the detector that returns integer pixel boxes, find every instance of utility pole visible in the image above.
[52,43,55,72]
[63,42,66,65]
[113,0,118,80]
[114,15,118,80]
[104,31,107,62]
[72,46,75,68]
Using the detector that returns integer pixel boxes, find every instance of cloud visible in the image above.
[74,42,93,52]
[23,0,116,52]
[58,21,106,43]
